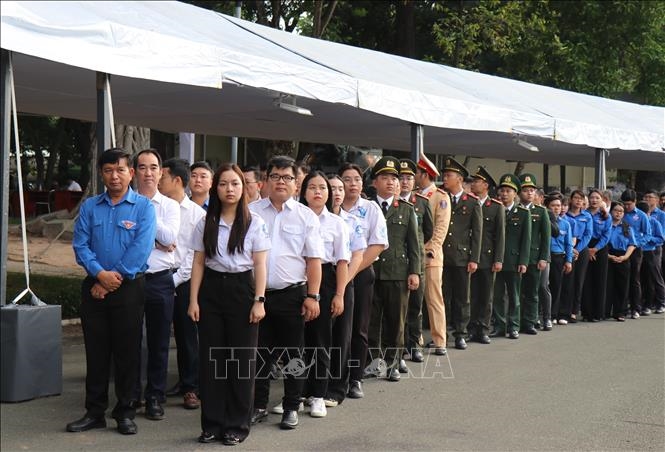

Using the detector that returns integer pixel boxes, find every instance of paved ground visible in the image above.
[2,315,664,451]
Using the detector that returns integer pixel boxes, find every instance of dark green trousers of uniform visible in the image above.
[469,268,495,336]
[369,280,408,368]
[403,274,424,354]
[520,264,541,330]
[443,266,471,338]
[492,271,521,334]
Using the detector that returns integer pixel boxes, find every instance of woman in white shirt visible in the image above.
[189,163,270,445]
[299,171,350,418]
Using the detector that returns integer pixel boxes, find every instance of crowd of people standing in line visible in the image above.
[66,147,665,445]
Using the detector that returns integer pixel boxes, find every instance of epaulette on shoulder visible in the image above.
[436,187,447,195]
[398,198,413,207]
[491,198,502,205]
[465,192,478,199]
[517,205,529,211]
[415,192,428,200]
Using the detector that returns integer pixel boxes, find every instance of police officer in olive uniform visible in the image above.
[442,158,482,350]
[492,174,531,339]
[367,156,421,382]
[518,173,551,335]
[468,167,505,344]
[395,159,433,372]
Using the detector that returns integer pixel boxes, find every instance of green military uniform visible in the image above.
[519,174,551,332]
[492,174,531,337]
[442,158,482,343]
[469,167,506,339]
[367,157,421,373]
[394,159,433,357]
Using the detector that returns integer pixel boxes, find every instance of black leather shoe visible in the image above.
[425,340,436,348]
[198,431,219,443]
[280,410,298,429]
[454,337,467,350]
[489,329,504,338]
[434,346,447,356]
[478,334,491,344]
[508,330,520,339]
[398,359,409,373]
[250,408,268,425]
[116,418,137,435]
[347,380,364,399]
[387,368,401,381]
[523,327,538,335]
[166,382,183,397]
[66,415,106,432]
[411,349,424,363]
[222,433,241,446]
[145,399,164,420]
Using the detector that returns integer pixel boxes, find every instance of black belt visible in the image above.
[145,269,173,279]
[266,281,306,295]
[204,268,251,279]
[551,252,565,256]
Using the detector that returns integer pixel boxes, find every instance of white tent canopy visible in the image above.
[1,0,663,170]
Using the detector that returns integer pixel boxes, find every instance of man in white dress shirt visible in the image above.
[249,156,323,430]
[159,158,206,410]
[133,149,180,421]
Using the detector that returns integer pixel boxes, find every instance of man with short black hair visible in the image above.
[159,158,206,409]
[189,161,213,210]
[242,166,263,203]
[68,148,156,435]
[621,189,651,317]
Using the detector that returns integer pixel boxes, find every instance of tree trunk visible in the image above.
[396,0,416,58]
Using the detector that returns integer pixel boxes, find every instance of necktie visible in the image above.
[381,201,389,216]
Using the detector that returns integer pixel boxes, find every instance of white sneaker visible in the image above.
[309,397,327,418]
[323,398,339,407]
[558,319,568,325]
[270,402,304,414]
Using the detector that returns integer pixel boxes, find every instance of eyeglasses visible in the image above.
[268,174,296,183]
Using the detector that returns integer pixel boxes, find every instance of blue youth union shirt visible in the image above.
[73,188,157,279]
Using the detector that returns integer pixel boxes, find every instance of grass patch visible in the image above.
[5,272,82,319]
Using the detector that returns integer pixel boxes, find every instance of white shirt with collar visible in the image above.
[250,197,324,290]
[478,195,489,205]
[505,202,515,213]
[173,196,206,287]
[345,197,389,249]
[451,189,464,204]
[339,209,367,253]
[318,208,351,265]
[376,194,394,209]
[146,191,180,273]
[190,211,271,273]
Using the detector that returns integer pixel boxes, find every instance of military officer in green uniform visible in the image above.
[468,167,505,344]
[492,174,531,339]
[442,157,482,350]
[395,159,432,372]
[367,156,421,382]
[518,173,551,335]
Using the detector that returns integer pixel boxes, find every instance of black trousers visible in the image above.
[550,254,566,320]
[198,269,257,440]
[80,276,144,420]
[254,284,306,412]
[582,246,608,320]
[368,279,408,367]
[173,281,199,393]
[628,248,643,313]
[607,252,631,318]
[520,264,542,330]
[538,262,552,323]
[443,266,471,338]
[469,268,494,336]
[138,270,175,402]
[325,279,354,403]
[642,248,665,310]
[304,264,336,398]
[349,266,375,382]
[403,272,425,354]
[561,247,589,319]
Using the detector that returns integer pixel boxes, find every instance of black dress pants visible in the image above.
[198,269,257,440]
[349,266,375,382]
[607,252,631,318]
[561,247,589,318]
[628,248,643,313]
[550,254,565,320]
[582,246,608,320]
[325,279,354,403]
[173,281,199,393]
[469,268,494,336]
[80,276,144,420]
[254,284,306,412]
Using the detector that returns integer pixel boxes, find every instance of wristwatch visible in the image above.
[305,293,321,302]
[254,296,266,303]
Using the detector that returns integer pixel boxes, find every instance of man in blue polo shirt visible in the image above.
[621,189,651,318]
[68,148,156,435]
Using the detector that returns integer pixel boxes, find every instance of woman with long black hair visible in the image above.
[582,189,612,321]
[606,202,637,321]
[188,163,270,445]
[299,171,350,418]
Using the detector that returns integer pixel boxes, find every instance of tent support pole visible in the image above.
[95,72,112,195]
[410,123,423,164]
[543,164,549,192]
[1,50,11,306]
[594,148,606,190]
[230,1,241,164]
[560,165,566,192]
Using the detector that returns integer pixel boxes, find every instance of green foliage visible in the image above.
[5,273,82,319]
